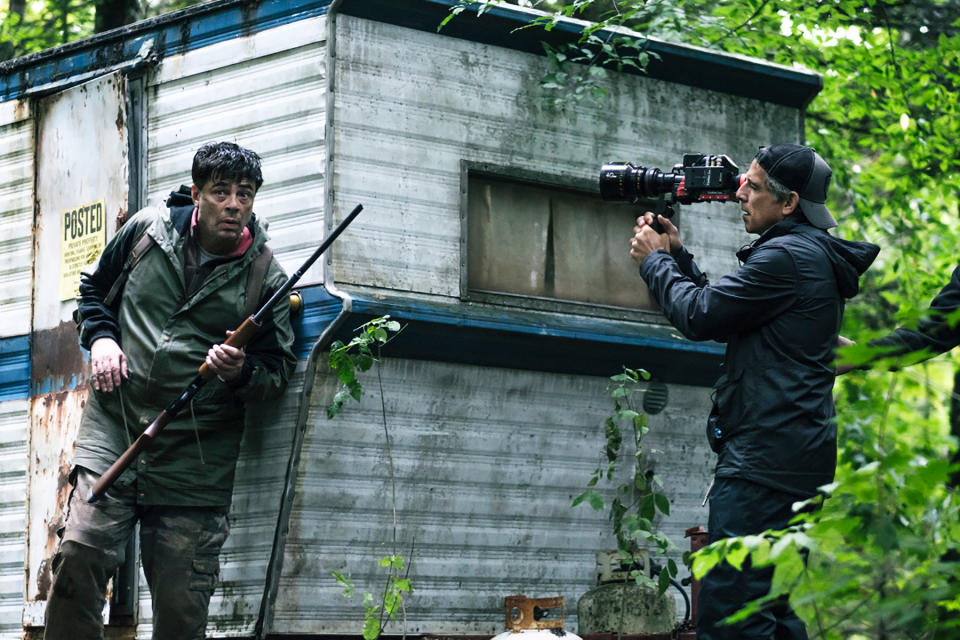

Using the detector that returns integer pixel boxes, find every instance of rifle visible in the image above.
[88,203,364,503]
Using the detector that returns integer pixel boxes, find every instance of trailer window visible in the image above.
[464,172,658,313]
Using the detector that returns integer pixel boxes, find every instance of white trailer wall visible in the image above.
[267,11,804,636]
[0,100,32,639]
[328,16,801,297]
[275,358,713,636]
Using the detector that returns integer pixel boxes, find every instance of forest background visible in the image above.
[2,0,960,638]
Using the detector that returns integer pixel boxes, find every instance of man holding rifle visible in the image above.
[629,144,878,639]
[45,141,296,640]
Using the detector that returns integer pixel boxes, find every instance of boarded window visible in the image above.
[465,172,657,312]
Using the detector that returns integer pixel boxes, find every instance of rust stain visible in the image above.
[14,98,28,121]
[31,320,86,392]
[35,557,51,601]
[29,388,87,601]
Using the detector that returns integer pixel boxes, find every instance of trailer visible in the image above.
[0,0,821,637]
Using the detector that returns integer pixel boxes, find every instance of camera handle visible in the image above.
[649,202,676,234]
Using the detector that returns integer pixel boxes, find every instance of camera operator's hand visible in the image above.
[630,214,674,267]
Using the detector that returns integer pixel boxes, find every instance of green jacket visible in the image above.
[74,193,296,506]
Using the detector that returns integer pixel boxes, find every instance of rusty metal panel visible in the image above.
[25,390,86,599]
[270,357,712,636]
[139,17,327,638]
[146,15,328,286]
[25,72,129,629]
[0,99,34,339]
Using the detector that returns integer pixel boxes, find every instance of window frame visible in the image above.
[458,160,671,324]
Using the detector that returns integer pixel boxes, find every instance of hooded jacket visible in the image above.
[639,217,879,496]
[73,190,296,507]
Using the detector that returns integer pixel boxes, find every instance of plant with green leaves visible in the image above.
[573,367,678,594]
[327,316,411,639]
[326,316,403,419]
[332,555,413,640]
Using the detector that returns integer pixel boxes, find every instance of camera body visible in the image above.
[599,153,742,208]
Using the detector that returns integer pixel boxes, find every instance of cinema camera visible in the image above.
[599,154,743,230]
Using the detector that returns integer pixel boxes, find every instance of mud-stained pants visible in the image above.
[43,467,230,640]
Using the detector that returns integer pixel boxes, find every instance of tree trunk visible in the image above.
[9,0,26,17]
[95,0,140,33]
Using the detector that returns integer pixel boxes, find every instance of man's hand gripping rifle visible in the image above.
[599,154,743,232]
[87,203,364,503]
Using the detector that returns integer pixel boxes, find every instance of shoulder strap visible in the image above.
[244,246,273,317]
[104,228,272,316]
[103,232,155,307]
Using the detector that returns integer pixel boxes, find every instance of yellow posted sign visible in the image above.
[60,200,106,301]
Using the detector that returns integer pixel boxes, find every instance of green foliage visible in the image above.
[0,0,206,61]
[332,555,414,640]
[573,367,678,594]
[691,440,960,637]
[326,316,403,419]
[0,0,94,59]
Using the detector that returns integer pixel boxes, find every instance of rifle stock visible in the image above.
[87,203,363,502]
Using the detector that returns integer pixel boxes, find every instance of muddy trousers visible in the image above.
[43,468,230,640]
[696,477,808,640]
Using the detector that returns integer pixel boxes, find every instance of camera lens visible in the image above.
[599,163,639,201]
[599,163,678,202]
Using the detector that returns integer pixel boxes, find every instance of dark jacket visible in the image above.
[870,262,960,362]
[74,190,296,506]
[639,217,879,496]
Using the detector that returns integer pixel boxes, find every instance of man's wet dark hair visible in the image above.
[192,141,263,191]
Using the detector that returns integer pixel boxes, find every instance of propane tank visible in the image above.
[491,595,582,640]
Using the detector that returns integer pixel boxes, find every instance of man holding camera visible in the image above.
[629,144,878,639]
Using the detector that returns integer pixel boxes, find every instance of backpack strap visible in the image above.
[103,226,271,316]
[244,246,273,317]
[103,232,156,307]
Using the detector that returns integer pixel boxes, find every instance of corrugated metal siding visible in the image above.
[329,16,799,298]
[0,106,32,636]
[272,357,712,635]
[141,15,327,638]
[146,15,328,283]
[0,100,33,339]
[0,399,27,638]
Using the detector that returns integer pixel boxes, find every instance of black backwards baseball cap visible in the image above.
[755,144,837,229]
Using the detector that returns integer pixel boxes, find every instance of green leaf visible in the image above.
[725,541,749,571]
[362,616,381,640]
[657,566,670,594]
[331,570,355,598]
[572,489,604,510]
[654,492,670,516]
